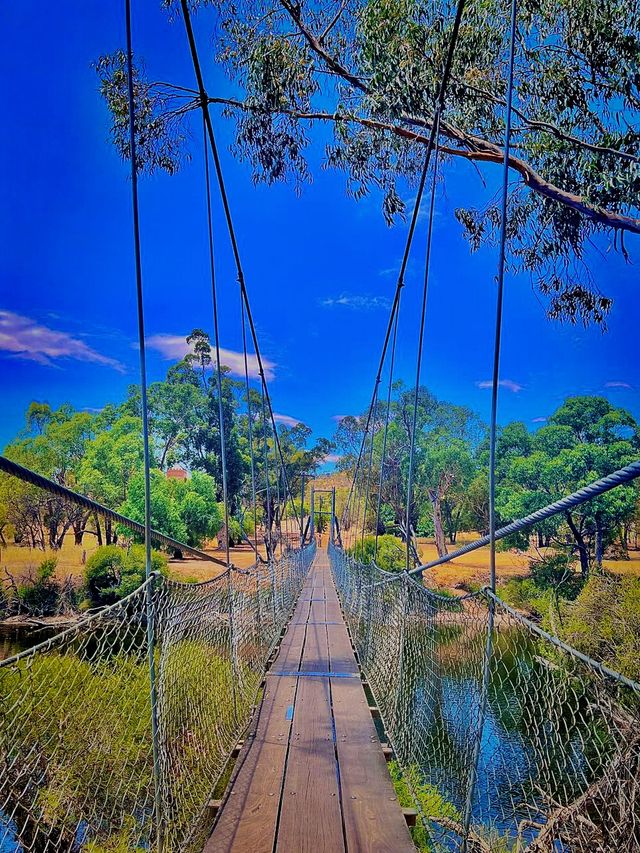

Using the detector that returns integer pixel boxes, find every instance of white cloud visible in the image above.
[320,292,391,311]
[0,310,125,372]
[532,417,547,423]
[605,381,633,390]
[273,412,305,428]
[147,333,276,381]
[332,414,349,422]
[323,453,343,465]
[476,379,524,393]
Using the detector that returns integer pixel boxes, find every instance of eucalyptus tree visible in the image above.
[497,396,640,575]
[98,0,640,325]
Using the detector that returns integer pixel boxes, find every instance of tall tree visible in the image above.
[99,0,640,325]
[498,396,640,575]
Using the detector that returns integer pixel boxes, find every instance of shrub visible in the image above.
[562,573,640,681]
[347,534,405,572]
[388,761,459,851]
[17,558,67,616]
[84,545,167,605]
[530,552,583,600]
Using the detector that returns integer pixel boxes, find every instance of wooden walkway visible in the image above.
[205,549,415,852]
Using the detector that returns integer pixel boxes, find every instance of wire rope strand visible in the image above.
[124,2,163,848]
[180,0,300,531]
[241,300,260,564]
[374,304,400,559]
[404,113,441,571]
[202,113,232,569]
[342,0,468,532]
[488,0,518,592]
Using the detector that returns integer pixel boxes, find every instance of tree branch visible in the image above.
[450,76,640,165]
[275,1,640,235]
[207,95,640,235]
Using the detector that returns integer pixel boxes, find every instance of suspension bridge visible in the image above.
[1,0,640,851]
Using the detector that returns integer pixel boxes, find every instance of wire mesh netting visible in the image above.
[0,542,315,853]
[329,542,640,852]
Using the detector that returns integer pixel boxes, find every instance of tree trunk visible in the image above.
[595,513,604,572]
[565,511,590,578]
[429,489,448,559]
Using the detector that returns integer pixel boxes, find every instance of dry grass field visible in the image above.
[3,527,638,594]
[0,536,267,587]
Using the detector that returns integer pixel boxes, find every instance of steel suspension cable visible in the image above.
[202,114,232,569]
[241,300,261,564]
[488,0,518,593]
[124,2,163,847]
[0,456,231,566]
[180,0,300,532]
[461,6,517,840]
[360,395,378,554]
[374,305,400,559]
[404,114,441,572]
[260,381,274,560]
[342,0,467,534]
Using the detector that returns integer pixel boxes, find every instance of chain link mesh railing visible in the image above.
[329,542,640,852]
[0,542,315,853]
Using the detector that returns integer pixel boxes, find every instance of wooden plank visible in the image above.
[327,622,359,675]
[205,551,415,853]
[300,619,329,672]
[331,678,415,852]
[204,675,297,853]
[271,623,306,673]
[309,598,327,623]
[276,675,345,853]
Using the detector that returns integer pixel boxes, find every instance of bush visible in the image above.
[562,573,640,681]
[17,558,68,616]
[499,578,550,616]
[84,545,167,605]
[388,761,459,851]
[347,534,405,572]
[530,552,583,600]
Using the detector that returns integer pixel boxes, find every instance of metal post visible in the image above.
[124,4,163,848]
[269,559,278,627]
[300,473,306,546]
[310,487,315,542]
[226,571,239,723]
[330,488,336,545]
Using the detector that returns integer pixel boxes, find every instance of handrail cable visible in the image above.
[407,457,640,577]
[0,455,229,566]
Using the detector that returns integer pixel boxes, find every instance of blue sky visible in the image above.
[1,1,639,461]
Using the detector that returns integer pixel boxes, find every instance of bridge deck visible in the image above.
[205,549,415,852]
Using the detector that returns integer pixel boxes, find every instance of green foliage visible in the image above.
[0,651,153,847]
[499,578,552,617]
[84,545,167,605]
[498,396,639,575]
[119,469,223,549]
[388,761,459,851]
[17,558,65,616]
[348,534,405,572]
[530,552,584,600]
[101,0,640,323]
[562,574,640,680]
